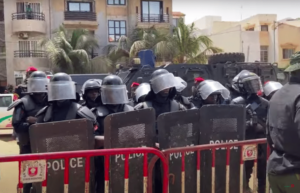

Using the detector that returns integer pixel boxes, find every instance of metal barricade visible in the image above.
[0,147,169,193]
[148,138,270,193]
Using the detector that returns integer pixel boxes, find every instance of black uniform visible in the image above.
[35,73,96,123]
[7,71,48,193]
[134,69,185,193]
[230,70,268,193]
[88,75,133,193]
[267,76,300,192]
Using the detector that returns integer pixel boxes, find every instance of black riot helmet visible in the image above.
[101,75,128,105]
[232,70,262,95]
[27,71,48,93]
[48,72,76,102]
[149,69,178,94]
[81,79,102,100]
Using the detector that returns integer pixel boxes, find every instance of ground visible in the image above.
[0,136,256,193]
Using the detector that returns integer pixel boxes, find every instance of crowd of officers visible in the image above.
[8,65,297,193]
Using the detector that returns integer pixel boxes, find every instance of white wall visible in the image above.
[241,31,260,62]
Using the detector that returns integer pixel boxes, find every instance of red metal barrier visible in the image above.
[0,147,169,193]
[148,138,269,193]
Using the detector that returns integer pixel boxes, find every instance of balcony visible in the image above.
[89,53,98,59]
[63,11,98,29]
[12,12,46,34]
[13,50,49,71]
[137,14,170,28]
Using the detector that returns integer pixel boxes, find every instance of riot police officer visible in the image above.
[92,75,134,193]
[7,71,48,193]
[35,72,96,123]
[230,70,268,193]
[135,69,186,115]
[190,80,230,108]
[174,76,195,109]
[14,66,37,99]
[81,79,102,109]
[128,82,140,107]
[263,81,282,100]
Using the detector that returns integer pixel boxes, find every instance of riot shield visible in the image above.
[104,108,156,193]
[29,119,95,193]
[199,105,245,193]
[157,109,200,193]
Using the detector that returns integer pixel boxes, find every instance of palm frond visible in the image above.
[129,40,146,57]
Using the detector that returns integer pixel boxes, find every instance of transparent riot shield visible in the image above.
[157,109,201,193]
[199,105,246,193]
[29,119,95,193]
[104,108,156,193]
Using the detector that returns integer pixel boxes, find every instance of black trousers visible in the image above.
[18,144,32,193]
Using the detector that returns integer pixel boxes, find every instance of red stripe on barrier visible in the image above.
[240,145,244,164]
[226,148,230,166]
[105,155,109,181]
[18,161,23,190]
[181,152,185,172]
[124,154,129,179]
[64,158,70,186]
[85,156,90,184]
[143,153,148,177]
[197,150,200,170]
[212,148,216,167]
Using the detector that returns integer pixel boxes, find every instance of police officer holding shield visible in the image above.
[90,75,133,193]
[230,70,268,193]
[190,79,230,108]
[267,62,300,192]
[174,76,195,109]
[35,72,96,123]
[7,71,48,193]
[134,83,151,104]
[263,81,282,100]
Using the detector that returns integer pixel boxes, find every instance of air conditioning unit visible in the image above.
[18,32,29,39]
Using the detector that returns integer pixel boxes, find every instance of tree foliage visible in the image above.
[40,25,99,73]
[290,51,300,65]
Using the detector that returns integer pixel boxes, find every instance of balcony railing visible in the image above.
[90,53,98,59]
[137,14,169,23]
[14,50,47,58]
[64,11,96,21]
[12,12,45,20]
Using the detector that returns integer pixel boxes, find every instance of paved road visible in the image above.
[0,137,19,193]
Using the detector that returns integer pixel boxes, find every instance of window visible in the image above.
[261,25,268,31]
[67,2,92,12]
[283,49,294,59]
[0,96,13,107]
[141,1,163,22]
[260,46,268,62]
[108,20,126,42]
[16,2,41,13]
[107,0,126,5]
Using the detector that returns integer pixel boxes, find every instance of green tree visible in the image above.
[172,21,223,63]
[40,25,99,73]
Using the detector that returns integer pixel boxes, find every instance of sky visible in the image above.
[173,0,300,24]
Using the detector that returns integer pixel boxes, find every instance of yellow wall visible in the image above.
[277,24,300,68]
[211,21,239,34]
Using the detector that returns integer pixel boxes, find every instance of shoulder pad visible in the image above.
[35,106,48,117]
[95,106,109,117]
[77,105,97,123]
[230,96,246,105]
[124,105,134,112]
[7,99,23,111]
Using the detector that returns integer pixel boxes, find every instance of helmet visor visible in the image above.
[135,83,151,102]
[174,77,187,92]
[242,76,262,94]
[198,80,230,100]
[150,73,177,94]
[101,85,129,105]
[48,81,76,101]
[27,78,48,93]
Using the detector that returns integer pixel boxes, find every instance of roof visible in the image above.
[172,12,185,17]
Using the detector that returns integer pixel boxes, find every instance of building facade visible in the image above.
[193,14,300,69]
[3,0,173,86]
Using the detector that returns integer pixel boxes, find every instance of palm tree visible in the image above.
[172,21,223,63]
[290,51,300,65]
[40,25,99,73]
[102,26,174,67]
